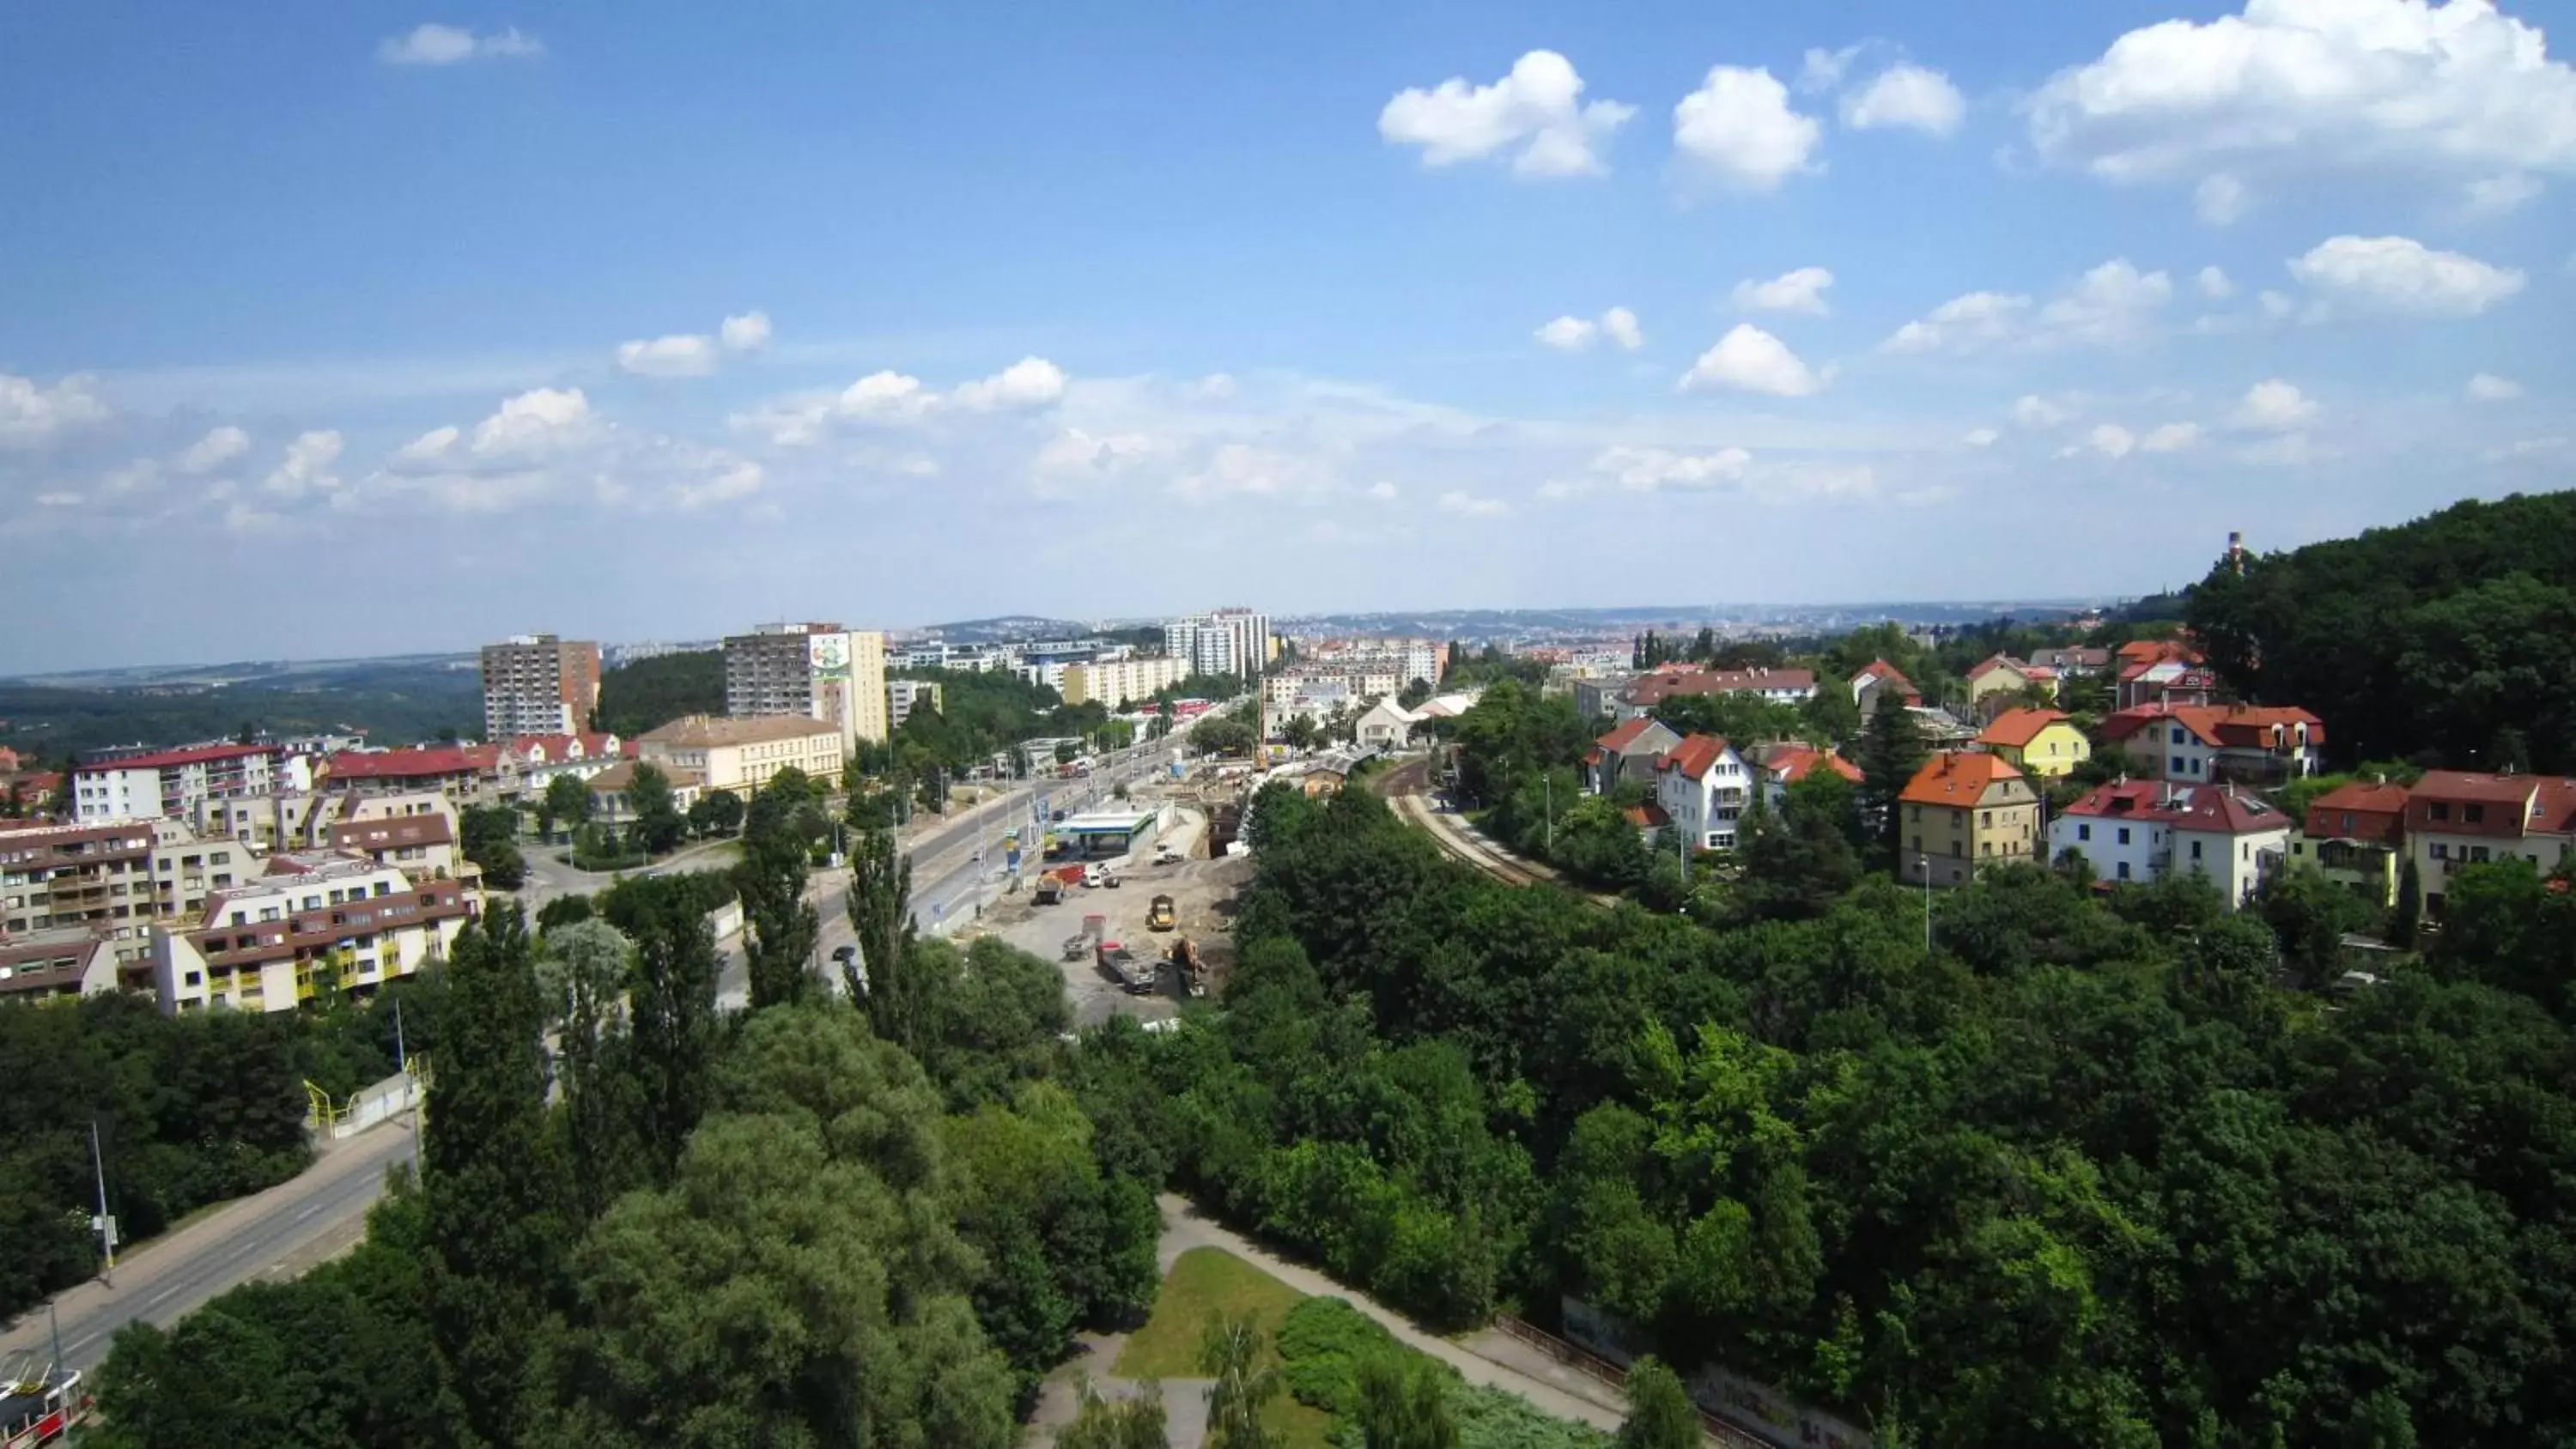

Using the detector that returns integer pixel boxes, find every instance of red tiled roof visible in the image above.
[1595,718,1659,753]
[2408,772,2576,836]
[1899,751,2026,809]
[2303,780,2409,845]
[1625,668,1816,706]
[1656,734,1733,782]
[1622,803,1671,828]
[325,746,499,780]
[1968,653,2051,683]
[2117,638,2201,668]
[2062,780,2287,834]
[1977,707,2073,750]
[79,742,276,773]
[2309,780,2410,816]
[1762,744,1861,785]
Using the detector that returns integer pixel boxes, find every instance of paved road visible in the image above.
[0,1117,418,1375]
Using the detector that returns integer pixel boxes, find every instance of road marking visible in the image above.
[293,1202,324,1222]
[146,1285,177,1306]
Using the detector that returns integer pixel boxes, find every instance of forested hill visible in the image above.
[592,649,724,737]
[2186,489,2576,773]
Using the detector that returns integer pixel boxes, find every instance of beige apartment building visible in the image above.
[725,622,889,753]
[637,714,846,793]
[1899,751,2041,888]
[1061,654,1190,709]
[481,634,603,740]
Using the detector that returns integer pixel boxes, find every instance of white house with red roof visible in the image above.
[2405,771,2576,912]
[1654,735,1753,852]
[1849,659,1922,716]
[2050,779,2292,904]
[1752,742,1862,812]
[2097,703,2324,786]
[324,744,503,801]
[495,731,629,797]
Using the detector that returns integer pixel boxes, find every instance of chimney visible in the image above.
[2227,530,2246,576]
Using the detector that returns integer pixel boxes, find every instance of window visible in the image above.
[2341,813,2354,833]
[1909,805,1921,822]
[2464,803,2485,824]
[2429,802,2450,822]
[2077,823,2092,841]
[2116,862,2131,881]
[2190,840,2203,861]
[2170,726,2185,744]
[2432,842,2449,860]
[2172,757,2186,774]
[1910,834,1922,854]
[2470,846,2490,863]
[1950,841,1963,858]
[2117,827,2131,846]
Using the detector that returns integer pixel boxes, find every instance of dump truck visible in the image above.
[1146,894,1176,931]
[1032,864,1085,906]
[1097,939,1153,993]
[1062,912,1107,961]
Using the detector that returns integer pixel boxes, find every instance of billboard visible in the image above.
[806,630,854,681]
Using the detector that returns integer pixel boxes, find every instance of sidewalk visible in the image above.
[1153,1195,1626,1433]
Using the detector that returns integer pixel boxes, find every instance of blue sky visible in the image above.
[3,0,2571,670]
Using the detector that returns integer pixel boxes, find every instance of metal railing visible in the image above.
[1490,1316,1773,1449]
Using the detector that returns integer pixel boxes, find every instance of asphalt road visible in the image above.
[0,1115,418,1375]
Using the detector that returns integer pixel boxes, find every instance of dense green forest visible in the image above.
[590,650,725,737]
[0,982,446,1322]
[2188,491,2576,773]
[0,667,483,761]
[1117,783,2576,1448]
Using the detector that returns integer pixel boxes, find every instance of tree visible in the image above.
[1356,1354,1459,1449]
[737,776,821,1009]
[626,761,687,856]
[1736,771,1862,921]
[687,787,744,838]
[617,874,722,1180]
[2392,855,2422,949]
[1200,1313,1283,1449]
[1616,1357,1698,1449]
[1283,715,1320,754]
[543,773,591,840]
[1856,692,1927,870]
[459,803,526,890]
[538,919,644,1224]
[1059,1380,1171,1449]
[1398,678,1432,711]
[421,903,562,1447]
[848,812,921,1046]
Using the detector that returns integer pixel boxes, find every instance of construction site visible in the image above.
[972,764,1256,1028]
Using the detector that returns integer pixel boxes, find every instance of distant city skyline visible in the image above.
[3,2,2565,672]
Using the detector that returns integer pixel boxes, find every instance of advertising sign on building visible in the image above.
[806,631,854,680]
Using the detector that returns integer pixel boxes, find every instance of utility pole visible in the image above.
[1544,772,1553,855]
[1922,851,1934,954]
[88,1118,115,1287]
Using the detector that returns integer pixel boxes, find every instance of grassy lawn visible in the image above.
[1114,1246,1336,1449]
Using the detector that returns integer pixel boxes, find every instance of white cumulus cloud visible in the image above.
[1437,488,1512,518]
[2012,394,2071,428]
[1963,427,2000,447]
[1591,445,1755,491]
[2026,0,2576,215]
[393,425,461,465]
[2195,173,2249,226]
[720,312,773,352]
[1536,307,1642,351]
[2080,424,2136,459]
[672,461,763,511]
[378,23,544,66]
[2465,372,2524,402]
[2141,421,2202,452]
[1599,307,1643,350]
[952,356,1068,410]
[471,388,595,457]
[1884,291,2029,354]
[2233,379,2318,431]
[1886,259,2172,353]
[1731,266,1834,314]
[1674,66,1822,190]
[1841,64,1964,136]
[262,430,345,498]
[1379,50,1636,178]
[178,425,250,474]
[2196,265,2236,300]
[2288,234,2525,318]
[0,373,110,447]
[616,333,720,378]
[1678,324,1825,397]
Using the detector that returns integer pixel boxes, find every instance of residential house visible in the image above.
[636,714,846,792]
[586,761,708,825]
[1850,659,1922,718]
[71,743,314,825]
[495,732,628,797]
[2097,703,2324,786]
[1751,743,1862,812]
[2405,771,2576,913]
[1908,706,1980,749]
[1,817,241,986]
[326,812,465,882]
[2113,640,2217,711]
[0,926,118,1003]
[2050,780,2290,904]
[1590,666,1820,723]
[1353,697,1421,752]
[152,853,475,1014]
[2287,779,2409,906]
[1899,752,2040,888]
[1586,718,1682,795]
[1965,655,2058,722]
[1654,735,1753,852]
[1976,707,2092,779]
[2032,646,2111,676]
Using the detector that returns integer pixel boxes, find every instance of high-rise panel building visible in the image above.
[723,622,889,755]
[481,634,602,741]
[1164,608,1272,681]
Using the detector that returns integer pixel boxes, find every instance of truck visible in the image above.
[1167,937,1208,997]
[1032,864,1085,906]
[1146,894,1176,931]
[1097,939,1153,993]
[1062,912,1107,961]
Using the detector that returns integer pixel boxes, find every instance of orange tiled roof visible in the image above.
[1657,734,1732,782]
[1899,750,2025,809]
[1977,707,2072,750]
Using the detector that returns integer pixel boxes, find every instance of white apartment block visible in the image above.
[1165,609,1272,680]
[480,634,602,740]
[153,853,474,1014]
[638,714,847,792]
[72,743,313,825]
[724,621,889,753]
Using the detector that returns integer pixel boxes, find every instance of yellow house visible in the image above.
[1975,707,2092,779]
[1899,751,2041,888]
[1965,653,2058,720]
